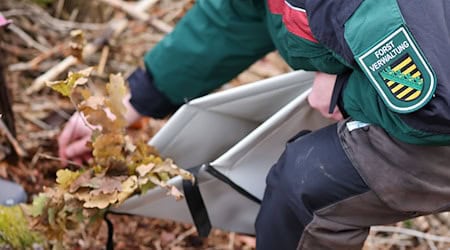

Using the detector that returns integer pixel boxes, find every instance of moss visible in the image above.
[402,219,413,229]
[0,205,45,249]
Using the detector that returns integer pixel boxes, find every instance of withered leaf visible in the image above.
[56,169,81,190]
[70,29,86,61]
[82,192,118,209]
[117,176,138,204]
[167,186,184,201]
[46,67,93,96]
[39,67,197,242]
[152,159,194,182]
[81,96,105,110]
[92,133,125,167]
[136,163,155,177]
[124,135,137,153]
[105,74,127,126]
[88,176,126,196]
[69,170,93,193]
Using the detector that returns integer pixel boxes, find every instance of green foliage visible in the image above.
[31,193,48,217]
[0,205,44,249]
[402,219,413,229]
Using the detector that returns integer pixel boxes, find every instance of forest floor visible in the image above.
[0,0,449,249]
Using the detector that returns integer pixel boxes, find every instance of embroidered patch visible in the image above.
[356,26,436,113]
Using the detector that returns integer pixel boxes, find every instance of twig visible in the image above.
[26,18,128,94]
[0,118,28,157]
[55,0,65,19]
[0,43,34,57]
[135,0,160,11]
[21,112,52,130]
[426,238,438,250]
[68,8,79,22]
[9,60,55,72]
[37,153,83,168]
[28,129,60,140]
[97,0,147,20]
[30,147,43,168]
[371,225,450,243]
[97,45,109,75]
[2,7,105,32]
[50,106,72,120]
[167,227,197,247]
[7,23,49,52]
[26,55,78,94]
[96,0,173,33]
[8,44,65,71]
[149,19,173,34]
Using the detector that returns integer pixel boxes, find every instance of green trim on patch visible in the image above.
[356,25,436,113]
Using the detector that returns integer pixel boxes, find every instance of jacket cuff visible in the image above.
[128,68,179,119]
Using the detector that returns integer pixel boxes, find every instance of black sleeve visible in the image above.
[128,68,180,119]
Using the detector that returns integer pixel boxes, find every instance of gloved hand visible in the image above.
[57,112,94,165]
[308,72,344,121]
[58,94,142,165]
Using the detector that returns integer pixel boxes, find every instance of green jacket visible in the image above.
[128,0,450,145]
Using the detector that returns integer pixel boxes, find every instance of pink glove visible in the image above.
[0,15,11,28]
[57,112,93,165]
[58,94,142,165]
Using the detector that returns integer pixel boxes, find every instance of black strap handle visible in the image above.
[104,212,114,250]
[183,175,212,237]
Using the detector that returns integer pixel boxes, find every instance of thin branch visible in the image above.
[21,112,52,130]
[26,18,128,94]
[30,147,43,168]
[2,7,106,32]
[135,0,160,11]
[7,23,49,52]
[96,0,173,33]
[167,227,197,248]
[0,118,28,157]
[8,43,65,72]
[37,153,84,168]
[426,238,438,250]
[55,0,65,19]
[149,18,173,34]
[26,56,78,94]
[97,45,109,75]
[371,226,450,243]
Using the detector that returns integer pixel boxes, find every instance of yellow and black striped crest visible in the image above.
[380,54,423,102]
